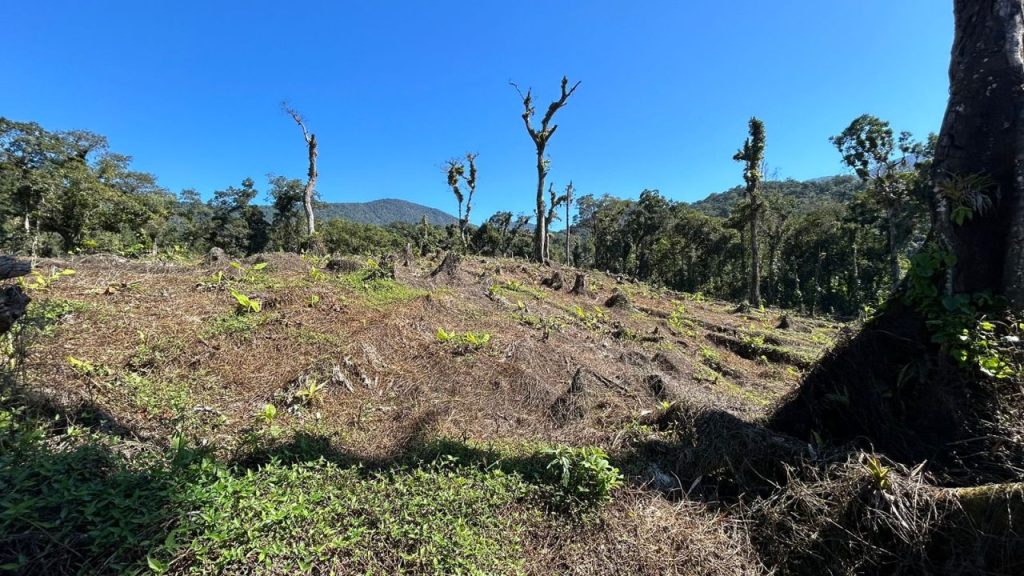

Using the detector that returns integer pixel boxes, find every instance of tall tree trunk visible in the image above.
[850,227,861,311]
[565,200,571,265]
[749,209,761,306]
[933,0,1024,306]
[770,0,1024,470]
[303,134,318,236]
[534,151,547,263]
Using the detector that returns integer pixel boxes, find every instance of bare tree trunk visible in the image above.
[535,153,547,263]
[283,104,318,237]
[512,77,580,264]
[749,208,761,307]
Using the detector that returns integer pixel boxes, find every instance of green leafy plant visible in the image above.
[230,260,269,284]
[230,289,261,314]
[436,328,492,354]
[864,454,891,491]
[667,302,694,332]
[362,258,394,282]
[572,305,605,330]
[19,268,75,291]
[540,445,622,510]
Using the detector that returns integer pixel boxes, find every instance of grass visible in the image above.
[340,273,429,308]
[120,372,191,418]
[0,398,621,576]
[171,459,536,575]
[0,255,848,575]
[202,312,269,339]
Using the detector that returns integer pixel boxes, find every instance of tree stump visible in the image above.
[430,252,461,279]
[605,288,632,310]
[569,273,592,297]
[402,243,414,267]
[540,271,564,290]
[325,256,364,274]
[0,256,32,335]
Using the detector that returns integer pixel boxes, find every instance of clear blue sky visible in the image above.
[2,1,953,224]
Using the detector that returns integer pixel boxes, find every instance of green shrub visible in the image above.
[540,446,622,510]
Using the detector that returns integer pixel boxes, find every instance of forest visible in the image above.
[1,2,1023,575]
[1,114,927,318]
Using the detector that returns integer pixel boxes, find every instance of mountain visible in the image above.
[689,175,862,217]
[261,198,457,226]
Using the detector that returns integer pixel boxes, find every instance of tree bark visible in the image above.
[933,0,1024,306]
[886,203,900,292]
[750,207,761,306]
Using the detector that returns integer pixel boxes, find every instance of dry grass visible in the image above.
[8,253,854,574]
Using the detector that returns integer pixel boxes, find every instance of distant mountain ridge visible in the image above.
[689,175,862,217]
[260,198,457,226]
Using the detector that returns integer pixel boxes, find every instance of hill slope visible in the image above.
[260,198,457,226]
[690,174,862,217]
[2,254,842,574]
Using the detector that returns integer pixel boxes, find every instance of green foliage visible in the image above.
[18,267,75,291]
[904,244,1019,380]
[361,257,394,281]
[436,328,492,354]
[572,305,605,329]
[340,270,427,308]
[203,311,267,338]
[229,289,261,314]
[230,260,269,284]
[539,446,622,510]
[667,302,694,332]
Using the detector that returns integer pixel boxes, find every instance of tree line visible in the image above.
[2,79,938,318]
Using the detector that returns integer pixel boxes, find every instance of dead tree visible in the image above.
[282,103,318,236]
[0,256,32,335]
[564,181,575,265]
[544,183,569,261]
[511,76,580,263]
[444,153,478,248]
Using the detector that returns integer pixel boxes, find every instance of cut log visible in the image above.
[0,256,31,280]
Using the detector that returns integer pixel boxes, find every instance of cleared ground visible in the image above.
[1,252,842,575]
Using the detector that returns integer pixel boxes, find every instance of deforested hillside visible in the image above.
[2,253,841,574]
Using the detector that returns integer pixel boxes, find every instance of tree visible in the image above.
[282,103,318,237]
[831,115,919,291]
[771,0,1024,472]
[564,181,575,265]
[544,183,569,261]
[444,153,478,249]
[267,176,307,252]
[733,117,766,306]
[511,76,580,263]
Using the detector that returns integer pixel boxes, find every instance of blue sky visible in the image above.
[3,1,953,223]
